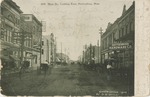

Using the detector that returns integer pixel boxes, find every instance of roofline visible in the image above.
[4,0,23,13]
[23,14,42,26]
[102,1,135,37]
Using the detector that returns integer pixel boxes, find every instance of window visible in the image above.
[122,28,124,36]
[127,24,130,34]
[126,25,128,34]
[119,29,122,38]
[4,30,8,41]
[113,32,116,42]
[42,49,44,54]
[42,41,44,45]
[8,31,10,42]
[1,29,5,40]
[130,22,134,32]
[108,35,112,46]
[35,56,37,64]
[10,31,12,43]
[131,22,134,31]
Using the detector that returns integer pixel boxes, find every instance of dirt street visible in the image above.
[1,64,131,96]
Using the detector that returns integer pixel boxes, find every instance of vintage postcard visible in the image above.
[0,0,150,96]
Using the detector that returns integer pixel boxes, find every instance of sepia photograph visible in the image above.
[0,0,148,96]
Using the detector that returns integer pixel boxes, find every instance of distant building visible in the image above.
[41,36,50,63]
[42,33,57,65]
[82,44,101,65]
[93,46,101,64]
[56,53,69,64]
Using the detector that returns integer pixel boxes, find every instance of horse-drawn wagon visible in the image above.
[37,63,50,75]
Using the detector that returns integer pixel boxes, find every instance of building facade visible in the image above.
[82,44,101,65]
[42,33,57,65]
[0,0,42,70]
[22,14,42,69]
[41,36,50,63]
[0,0,23,68]
[101,2,135,69]
[50,33,56,64]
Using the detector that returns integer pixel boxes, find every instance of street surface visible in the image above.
[1,64,131,96]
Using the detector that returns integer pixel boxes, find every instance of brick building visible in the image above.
[21,14,42,69]
[101,2,135,69]
[0,0,23,68]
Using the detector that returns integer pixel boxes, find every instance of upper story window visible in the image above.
[130,22,134,32]
[42,49,44,54]
[126,25,128,34]
[42,41,44,45]
[119,29,122,38]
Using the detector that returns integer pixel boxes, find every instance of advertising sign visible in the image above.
[109,45,132,50]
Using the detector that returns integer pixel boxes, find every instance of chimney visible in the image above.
[122,5,126,15]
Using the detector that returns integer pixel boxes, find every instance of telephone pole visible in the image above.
[97,40,99,64]
[99,27,103,64]
[61,42,62,63]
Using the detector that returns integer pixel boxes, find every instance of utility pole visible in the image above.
[39,22,42,65]
[20,29,25,63]
[65,48,66,63]
[61,42,62,63]
[97,40,99,64]
[99,27,103,64]
[54,37,57,65]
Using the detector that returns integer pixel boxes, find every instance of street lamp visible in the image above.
[99,27,103,64]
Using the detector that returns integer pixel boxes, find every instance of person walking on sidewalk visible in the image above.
[106,63,113,81]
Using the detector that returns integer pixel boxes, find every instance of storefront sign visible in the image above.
[109,45,132,50]
[112,43,129,46]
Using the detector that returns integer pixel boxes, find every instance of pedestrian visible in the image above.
[106,62,113,81]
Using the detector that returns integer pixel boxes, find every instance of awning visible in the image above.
[56,58,60,62]
[25,56,34,59]
[10,55,20,61]
[0,55,11,61]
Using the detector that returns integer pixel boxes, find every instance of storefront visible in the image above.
[0,47,20,69]
[109,42,133,69]
[101,42,133,69]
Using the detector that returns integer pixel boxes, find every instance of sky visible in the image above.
[13,0,134,60]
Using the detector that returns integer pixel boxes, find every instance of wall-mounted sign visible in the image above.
[23,15,32,21]
[112,43,129,46]
[109,45,132,50]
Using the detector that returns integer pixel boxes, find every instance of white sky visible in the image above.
[13,0,134,60]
